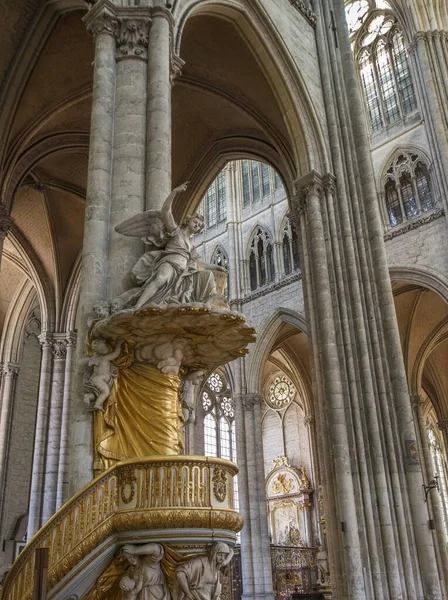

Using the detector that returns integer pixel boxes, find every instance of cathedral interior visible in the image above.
[0,0,447,599]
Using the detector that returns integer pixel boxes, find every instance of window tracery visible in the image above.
[268,375,296,410]
[346,0,417,133]
[282,219,300,276]
[248,227,275,290]
[202,371,238,511]
[211,246,229,297]
[383,152,435,227]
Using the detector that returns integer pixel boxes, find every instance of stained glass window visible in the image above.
[242,161,251,208]
[347,0,418,133]
[201,171,227,228]
[201,371,238,509]
[382,152,435,226]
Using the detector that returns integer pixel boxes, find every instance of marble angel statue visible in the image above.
[80,338,122,411]
[112,183,227,310]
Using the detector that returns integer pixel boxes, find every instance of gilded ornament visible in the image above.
[212,467,228,503]
[272,473,294,495]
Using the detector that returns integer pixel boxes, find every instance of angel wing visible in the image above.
[115,210,171,249]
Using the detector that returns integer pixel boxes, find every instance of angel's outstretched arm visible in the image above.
[161,182,189,232]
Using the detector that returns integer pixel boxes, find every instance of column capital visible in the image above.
[65,331,77,347]
[3,363,20,377]
[116,16,151,60]
[38,332,53,348]
[84,7,119,39]
[322,172,337,195]
[237,393,262,411]
[0,204,13,241]
[292,170,324,214]
[51,338,68,359]
[170,54,185,82]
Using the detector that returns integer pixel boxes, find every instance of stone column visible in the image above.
[225,162,241,302]
[331,1,443,595]
[411,396,448,592]
[56,332,76,509]
[28,333,53,538]
[108,14,149,298]
[70,6,118,496]
[0,205,13,268]
[293,175,366,598]
[146,7,175,210]
[237,394,275,600]
[0,364,19,530]
[41,337,68,524]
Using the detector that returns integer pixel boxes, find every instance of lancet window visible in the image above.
[383,152,435,227]
[202,371,239,509]
[241,160,284,207]
[248,227,275,291]
[282,219,300,276]
[211,246,229,297]
[202,171,227,228]
[427,427,448,540]
[346,0,417,133]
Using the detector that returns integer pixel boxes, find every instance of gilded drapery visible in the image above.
[94,360,184,472]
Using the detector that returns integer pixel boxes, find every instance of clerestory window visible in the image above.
[346,0,417,134]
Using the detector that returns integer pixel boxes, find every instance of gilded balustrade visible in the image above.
[0,456,241,600]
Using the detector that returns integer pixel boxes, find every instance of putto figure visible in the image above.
[112,182,227,310]
[80,338,122,411]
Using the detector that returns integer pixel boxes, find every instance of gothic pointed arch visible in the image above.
[247,225,275,291]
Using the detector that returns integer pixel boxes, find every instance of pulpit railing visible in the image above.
[0,456,241,600]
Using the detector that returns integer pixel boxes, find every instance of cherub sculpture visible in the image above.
[80,338,122,411]
[111,182,227,311]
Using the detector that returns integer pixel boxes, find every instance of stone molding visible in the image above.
[383,208,445,241]
[288,0,316,27]
[0,204,13,240]
[230,271,302,306]
[408,29,448,53]
[238,393,262,411]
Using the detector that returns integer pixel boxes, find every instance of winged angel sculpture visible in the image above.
[112,183,227,311]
